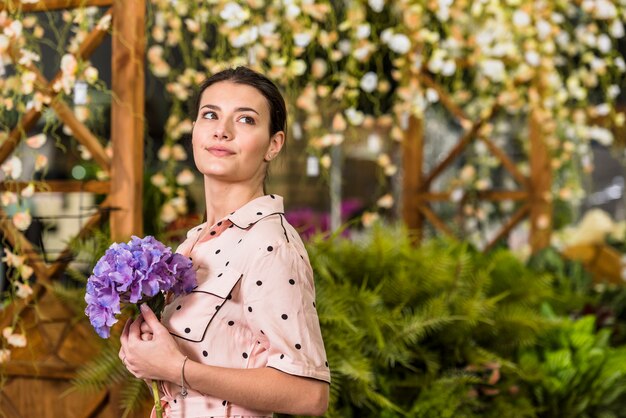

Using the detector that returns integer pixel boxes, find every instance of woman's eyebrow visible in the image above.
[200,104,260,115]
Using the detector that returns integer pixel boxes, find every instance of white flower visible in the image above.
[361,211,380,228]
[7,333,26,348]
[97,14,112,31]
[15,281,33,299]
[536,20,552,40]
[176,169,194,185]
[610,19,625,38]
[158,145,171,161]
[20,183,35,198]
[294,32,312,48]
[525,50,540,67]
[25,133,46,149]
[587,125,613,145]
[594,103,611,116]
[5,20,22,37]
[441,60,456,76]
[481,59,506,82]
[60,54,77,75]
[513,10,531,27]
[0,349,10,364]
[220,2,249,28]
[171,144,187,161]
[84,66,99,84]
[594,0,617,19]
[0,35,9,52]
[359,72,378,93]
[450,188,464,202]
[160,202,177,223]
[2,156,22,180]
[389,33,411,54]
[259,22,276,37]
[2,327,13,340]
[230,26,258,47]
[608,85,621,99]
[368,0,384,13]
[151,173,167,188]
[380,28,394,44]
[345,107,365,126]
[426,88,439,103]
[616,57,626,72]
[1,191,17,206]
[289,59,307,76]
[597,34,612,53]
[377,194,394,209]
[285,4,301,19]
[12,211,32,231]
[356,24,371,39]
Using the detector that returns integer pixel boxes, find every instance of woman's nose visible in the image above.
[213,121,232,140]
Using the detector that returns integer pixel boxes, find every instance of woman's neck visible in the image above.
[203,179,264,226]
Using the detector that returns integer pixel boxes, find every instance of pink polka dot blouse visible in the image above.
[157,194,330,418]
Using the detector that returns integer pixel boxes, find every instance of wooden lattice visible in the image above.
[0,1,146,417]
[402,73,553,252]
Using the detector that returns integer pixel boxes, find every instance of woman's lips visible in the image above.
[207,147,235,157]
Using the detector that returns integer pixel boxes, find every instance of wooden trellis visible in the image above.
[402,72,553,252]
[0,0,146,417]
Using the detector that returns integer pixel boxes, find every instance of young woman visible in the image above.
[119,67,330,418]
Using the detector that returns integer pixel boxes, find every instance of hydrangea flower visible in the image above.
[85,236,196,338]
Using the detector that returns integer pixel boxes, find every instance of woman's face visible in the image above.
[192,81,284,186]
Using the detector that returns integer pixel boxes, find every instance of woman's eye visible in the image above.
[202,111,217,120]
[239,116,256,125]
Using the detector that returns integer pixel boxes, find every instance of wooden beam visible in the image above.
[485,203,530,251]
[0,207,50,281]
[0,0,113,12]
[46,197,111,279]
[2,360,77,379]
[528,86,552,253]
[402,115,424,240]
[422,119,484,189]
[479,137,529,188]
[417,202,455,238]
[418,72,470,126]
[0,180,109,194]
[50,98,111,171]
[110,0,145,240]
[0,109,41,165]
[415,190,529,202]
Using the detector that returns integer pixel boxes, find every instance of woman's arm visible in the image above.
[119,304,329,416]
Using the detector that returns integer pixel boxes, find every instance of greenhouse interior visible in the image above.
[1,0,626,417]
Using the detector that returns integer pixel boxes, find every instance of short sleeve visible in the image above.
[240,240,330,384]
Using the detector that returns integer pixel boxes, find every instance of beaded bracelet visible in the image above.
[180,356,189,398]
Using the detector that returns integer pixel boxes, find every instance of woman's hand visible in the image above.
[119,304,184,382]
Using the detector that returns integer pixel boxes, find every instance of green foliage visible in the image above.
[305,225,555,417]
[519,313,626,418]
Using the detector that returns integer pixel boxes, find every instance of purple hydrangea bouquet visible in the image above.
[84,235,196,418]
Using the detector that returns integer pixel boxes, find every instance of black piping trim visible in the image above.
[229,211,285,229]
[169,274,243,343]
[278,214,289,243]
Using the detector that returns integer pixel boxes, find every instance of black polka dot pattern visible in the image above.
[184,327,191,333]
[248,306,253,312]
[280,354,285,359]
[257,212,262,215]
[289,279,295,285]
[256,280,262,286]
[225,261,229,266]
[215,249,221,254]
[295,344,301,350]
[267,246,273,252]
[242,352,248,359]
[218,273,223,277]
[217,221,222,226]
[228,321,234,326]
[210,231,216,236]
[176,305,182,310]
[223,400,227,406]
[203,350,208,357]
[281,314,288,320]
[325,361,329,367]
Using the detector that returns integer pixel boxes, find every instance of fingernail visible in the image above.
[140,304,147,311]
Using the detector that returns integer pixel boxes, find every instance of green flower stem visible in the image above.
[151,380,163,418]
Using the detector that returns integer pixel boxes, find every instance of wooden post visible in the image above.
[110,0,145,241]
[402,115,424,241]
[528,86,552,252]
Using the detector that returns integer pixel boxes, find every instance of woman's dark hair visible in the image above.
[192,66,287,140]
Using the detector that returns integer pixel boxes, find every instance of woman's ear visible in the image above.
[268,131,285,157]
